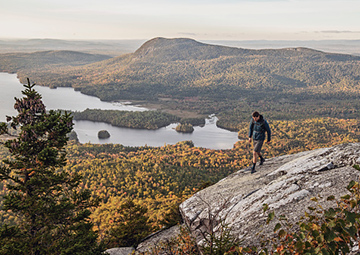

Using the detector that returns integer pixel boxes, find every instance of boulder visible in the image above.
[105,247,134,255]
[136,225,181,253]
[179,142,360,249]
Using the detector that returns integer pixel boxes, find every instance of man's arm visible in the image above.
[264,120,271,142]
[248,119,254,142]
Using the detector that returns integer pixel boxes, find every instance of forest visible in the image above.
[71,109,205,129]
[1,38,360,252]
[1,38,360,130]
[72,109,180,129]
[1,116,359,248]
[175,123,194,133]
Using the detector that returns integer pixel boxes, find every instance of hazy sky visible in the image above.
[1,0,360,41]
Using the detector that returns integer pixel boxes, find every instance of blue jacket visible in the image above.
[249,115,271,141]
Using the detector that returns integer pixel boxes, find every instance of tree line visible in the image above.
[72,109,180,129]
[1,80,360,253]
[71,109,205,129]
[2,115,359,250]
[1,39,360,125]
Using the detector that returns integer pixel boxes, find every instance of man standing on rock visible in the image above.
[248,111,271,173]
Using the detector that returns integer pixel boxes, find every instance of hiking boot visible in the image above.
[260,157,265,165]
[251,164,256,174]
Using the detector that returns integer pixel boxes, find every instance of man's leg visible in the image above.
[253,151,258,164]
[252,140,264,173]
[258,152,265,165]
[251,150,257,173]
[253,152,264,165]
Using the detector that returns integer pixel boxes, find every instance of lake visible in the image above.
[0,73,240,149]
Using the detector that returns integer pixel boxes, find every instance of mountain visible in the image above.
[2,37,360,122]
[135,142,360,253]
[131,37,360,62]
[132,37,248,61]
[0,50,111,73]
[21,37,360,99]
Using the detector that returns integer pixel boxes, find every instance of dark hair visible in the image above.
[252,111,260,117]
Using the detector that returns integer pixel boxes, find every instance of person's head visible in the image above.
[252,111,260,121]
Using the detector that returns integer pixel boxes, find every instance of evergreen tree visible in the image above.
[105,199,151,248]
[0,79,104,255]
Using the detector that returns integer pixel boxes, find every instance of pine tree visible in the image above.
[104,199,151,249]
[0,79,104,255]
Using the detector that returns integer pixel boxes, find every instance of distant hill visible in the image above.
[0,38,145,56]
[204,39,360,56]
[0,50,111,73]
[1,37,360,122]
[132,37,247,61]
[18,37,360,99]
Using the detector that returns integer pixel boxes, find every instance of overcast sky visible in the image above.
[1,0,359,41]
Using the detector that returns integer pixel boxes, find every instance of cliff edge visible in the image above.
[179,142,360,249]
[132,143,360,253]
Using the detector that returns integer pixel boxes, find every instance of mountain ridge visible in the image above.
[65,37,360,101]
[132,37,360,61]
[0,50,111,73]
[2,37,360,123]
[132,37,249,62]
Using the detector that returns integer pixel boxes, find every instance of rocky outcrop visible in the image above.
[136,225,181,253]
[105,247,134,255]
[179,142,360,249]
[130,143,360,252]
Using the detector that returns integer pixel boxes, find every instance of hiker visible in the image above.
[248,111,271,173]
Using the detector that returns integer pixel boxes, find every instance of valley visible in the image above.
[0,37,360,252]
[1,37,360,130]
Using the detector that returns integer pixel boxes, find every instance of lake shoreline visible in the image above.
[0,72,239,149]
